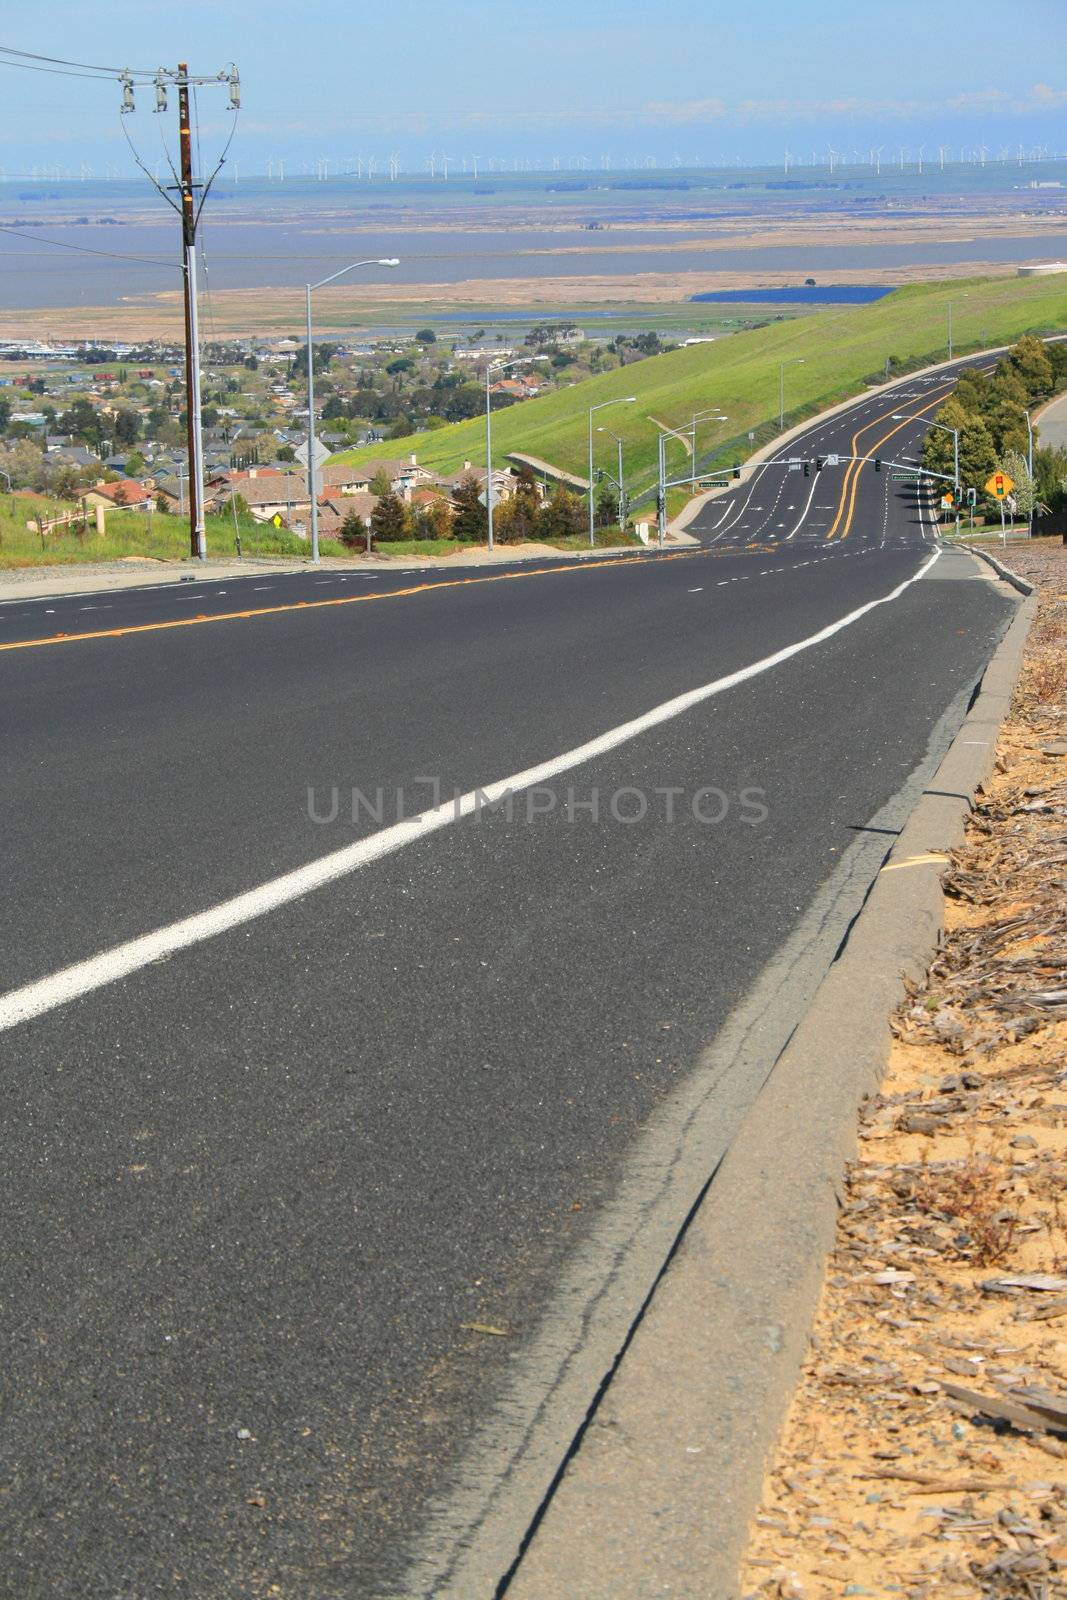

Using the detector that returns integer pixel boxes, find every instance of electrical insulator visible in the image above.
[153,73,168,114]
[120,73,135,115]
[228,69,241,110]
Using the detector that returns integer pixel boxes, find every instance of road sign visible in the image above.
[294,436,330,469]
[892,472,921,482]
[824,453,840,467]
[985,471,1014,500]
[941,492,956,509]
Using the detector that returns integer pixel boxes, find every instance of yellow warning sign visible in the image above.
[985,471,1014,500]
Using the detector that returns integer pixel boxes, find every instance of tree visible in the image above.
[539,485,585,540]
[1033,444,1067,513]
[155,492,170,514]
[276,444,296,462]
[1008,334,1054,399]
[111,483,130,507]
[451,474,488,541]
[125,449,146,477]
[412,500,453,540]
[369,468,394,496]
[113,409,139,445]
[0,438,48,489]
[339,507,368,549]
[999,449,1036,520]
[595,484,619,529]
[0,397,10,433]
[58,399,101,446]
[495,469,540,543]
[415,328,437,344]
[370,490,410,542]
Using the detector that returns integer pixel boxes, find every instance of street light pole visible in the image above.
[305,257,399,563]
[687,407,728,488]
[596,425,627,528]
[588,396,636,545]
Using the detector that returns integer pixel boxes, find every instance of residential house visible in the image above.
[204,474,310,527]
[83,479,155,512]
[316,490,379,539]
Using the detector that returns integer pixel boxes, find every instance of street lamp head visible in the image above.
[377,258,400,266]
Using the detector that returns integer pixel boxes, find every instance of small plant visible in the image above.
[912,1154,1018,1266]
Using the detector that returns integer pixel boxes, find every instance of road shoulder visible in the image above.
[503,550,1039,1600]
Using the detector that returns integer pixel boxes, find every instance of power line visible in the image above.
[0,46,158,75]
[0,222,179,268]
[0,46,232,86]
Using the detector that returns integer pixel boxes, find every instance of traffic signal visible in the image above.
[815,456,825,472]
[732,461,741,479]
[803,461,811,477]
[874,457,882,473]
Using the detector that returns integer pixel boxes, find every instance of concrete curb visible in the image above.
[505,573,1037,1600]
[960,542,1035,595]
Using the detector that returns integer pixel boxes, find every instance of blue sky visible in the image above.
[1,0,1065,173]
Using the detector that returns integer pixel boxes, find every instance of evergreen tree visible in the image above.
[451,474,488,541]
[538,485,585,540]
[340,507,368,549]
[370,490,410,542]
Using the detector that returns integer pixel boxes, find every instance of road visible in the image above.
[0,360,1017,1598]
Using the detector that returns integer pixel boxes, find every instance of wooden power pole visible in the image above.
[177,64,206,559]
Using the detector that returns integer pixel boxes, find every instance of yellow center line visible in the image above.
[0,549,700,654]
[825,384,955,542]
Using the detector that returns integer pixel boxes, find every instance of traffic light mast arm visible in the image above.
[781,454,958,483]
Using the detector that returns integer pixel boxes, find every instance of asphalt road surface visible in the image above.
[0,359,1018,1598]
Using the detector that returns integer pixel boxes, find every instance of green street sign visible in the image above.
[892,472,921,482]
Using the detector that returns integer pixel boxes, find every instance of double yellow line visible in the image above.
[825,385,955,541]
[0,548,697,655]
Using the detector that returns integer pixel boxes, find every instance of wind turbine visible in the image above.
[917,143,925,175]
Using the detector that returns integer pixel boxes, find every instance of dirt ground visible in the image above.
[740,540,1067,1600]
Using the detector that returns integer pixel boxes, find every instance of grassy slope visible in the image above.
[330,276,1067,494]
[0,500,348,569]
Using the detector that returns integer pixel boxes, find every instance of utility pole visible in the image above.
[177,64,207,560]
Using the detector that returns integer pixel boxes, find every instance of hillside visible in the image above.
[329,275,1067,496]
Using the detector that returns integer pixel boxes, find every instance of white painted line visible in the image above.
[687,587,703,593]
[0,551,942,1034]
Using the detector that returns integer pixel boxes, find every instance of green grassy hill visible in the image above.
[330,275,1067,497]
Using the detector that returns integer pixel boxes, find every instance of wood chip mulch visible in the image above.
[741,542,1067,1600]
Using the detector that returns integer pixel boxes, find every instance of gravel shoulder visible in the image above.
[741,540,1067,1600]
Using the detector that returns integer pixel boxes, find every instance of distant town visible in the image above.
[0,322,684,542]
